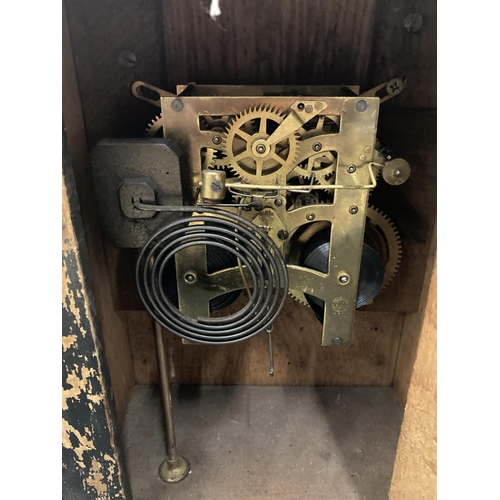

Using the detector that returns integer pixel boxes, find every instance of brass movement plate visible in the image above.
[160,92,379,346]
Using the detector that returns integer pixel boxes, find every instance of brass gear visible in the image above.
[292,115,339,185]
[287,205,401,306]
[364,206,402,292]
[145,114,216,168]
[293,150,336,185]
[145,114,163,137]
[223,105,300,185]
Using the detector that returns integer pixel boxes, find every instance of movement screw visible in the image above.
[339,274,350,284]
[306,212,315,221]
[333,337,343,346]
[356,100,367,112]
[274,199,283,207]
[212,135,222,145]
[118,49,136,68]
[184,273,196,283]
[277,230,289,240]
[347,165,356,174]
[312,142,322,152]
[349,206,358,214]
[172,99,183,111]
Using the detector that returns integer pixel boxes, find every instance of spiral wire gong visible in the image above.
[136,208,289,344]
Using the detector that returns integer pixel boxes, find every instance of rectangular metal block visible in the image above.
[91,138,183,248]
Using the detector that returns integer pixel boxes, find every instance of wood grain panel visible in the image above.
[65,0,167,148]
[393,226,436,407]
[389,259,436,499]
[63,153,131,499]
[63,2,135,425]
[370,0,437,108]
[162,0,377,90]
[364,108,436,313]
[125,299,404,386]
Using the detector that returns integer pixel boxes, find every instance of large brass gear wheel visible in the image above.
[287,205,402,306]
[145,114,216,168]
[223,105,300,184]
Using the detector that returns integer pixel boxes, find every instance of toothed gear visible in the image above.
[145,114,216,168]
[223,105,300,185]
[287,205,401,306]
[293,192,320,208]
[145,114,163,137]
[293,150,337,185]
[364,206,402,292]
[291,115,339,184]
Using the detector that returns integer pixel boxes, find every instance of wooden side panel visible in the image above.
[63,145,131,499]
[393,226,436,407]
[63,3,135,425]
[162,0,377,89]
[389,259,437,499]
[124,302,404,386]
[364,109,437,314]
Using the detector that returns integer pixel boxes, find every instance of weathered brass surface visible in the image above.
[158,456,190,483]
[153,86,382,346]
[382,158,411,186]
[126,81,409,345]
[287,206,402,306]
[201,170,226,201]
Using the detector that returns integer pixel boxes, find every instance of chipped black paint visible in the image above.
[62,126,131,500]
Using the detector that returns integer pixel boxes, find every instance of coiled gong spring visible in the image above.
[136,207,288,344]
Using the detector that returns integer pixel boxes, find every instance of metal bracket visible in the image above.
[361,77,406,103]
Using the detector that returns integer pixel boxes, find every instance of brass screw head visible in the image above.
[347,164,356,174]
[184,273,196,283]
[349,206,358,214]
[256,144,266,154]
[312,142,322,152]
[306,212,315,221]
[212,135,222,145]
[338,274,350,284]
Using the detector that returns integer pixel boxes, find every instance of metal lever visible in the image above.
[263,100,327,147]
[361,77,406,104]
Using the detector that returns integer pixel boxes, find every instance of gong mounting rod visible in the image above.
[154,322,190,482]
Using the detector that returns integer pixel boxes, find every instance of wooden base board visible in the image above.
[122,299,405,386]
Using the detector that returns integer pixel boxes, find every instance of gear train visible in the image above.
[91,79,410,347]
